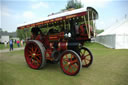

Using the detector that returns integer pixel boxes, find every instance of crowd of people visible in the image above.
[4,39,25,51]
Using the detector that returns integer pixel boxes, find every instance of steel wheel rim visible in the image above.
[60,51,81,75]
[25,42,42,69]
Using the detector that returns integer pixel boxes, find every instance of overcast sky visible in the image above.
[0,0,128,32]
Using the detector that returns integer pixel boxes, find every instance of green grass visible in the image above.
[0,43,25,50]
[0,42,128,85]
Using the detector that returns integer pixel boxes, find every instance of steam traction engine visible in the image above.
[17,7,98,76]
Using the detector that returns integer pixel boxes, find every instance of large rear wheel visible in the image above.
[24,40,46,69]
[60,50,82,76]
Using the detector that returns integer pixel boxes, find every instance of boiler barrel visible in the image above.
[67,42,79,49]
[58,42,79,50]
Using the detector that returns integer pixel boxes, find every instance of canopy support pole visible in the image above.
[88,10,91,38]
[94,20,96,37]
[92,11,95,37]
[68,20,70,31]
[84,16,89,36]
[64,20,66,30]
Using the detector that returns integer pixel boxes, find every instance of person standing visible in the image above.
[22,40,25,45]
[20,40,23,47]
[4,41,7,48]
[17,40,20,47]
[9,39,13,51]
[15,40,16,44]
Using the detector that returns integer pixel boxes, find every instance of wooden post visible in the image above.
[88,10,91,38]
[94,20,96,37]
[64,20,66,30]
[92,11,95,37]
[83,16,89,36]
[68,20,70,31]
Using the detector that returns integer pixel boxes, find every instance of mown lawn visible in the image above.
[0,43,25,50]
[0,43,128,85]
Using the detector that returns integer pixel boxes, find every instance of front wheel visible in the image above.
[60,50,82,76]
[79,47,93,67]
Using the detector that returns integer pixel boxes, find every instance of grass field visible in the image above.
[0,43,128,85]
[0,43,25,50]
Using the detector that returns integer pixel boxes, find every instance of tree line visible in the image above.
[0,28,17,38]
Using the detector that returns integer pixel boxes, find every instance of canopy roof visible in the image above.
[98,19,128,36]
[111,20,128,35]
[17,7,98,29]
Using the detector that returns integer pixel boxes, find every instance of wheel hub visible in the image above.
[68,62,70,65]
[32,53,36,57]
[81,55,85,60]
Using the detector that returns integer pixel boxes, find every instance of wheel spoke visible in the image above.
[67,66,70,72]
[82,60,85,64]
[84,59,87,65]
[36,54,41,56]
[35,57,41,64]
[66,55,69,62]
[80,49,85,56]
[28,54,32,57]
[70,59,77,65]
[72,64,78,69]
[85,54,90,57]
[71,54,73,61]
[63,58,68,62]
[34,48,38,52]
[86,58,90,61]
[36,49,41,54]
[70,66,74,73]
[27,47,31,50]
[28,50,32,54]
[63,63,68,68]
[32,47,34,52]
[29,57,32,60]
[31,59,35,64]
[83,50,86,56]
[80,52,82,56]
[36,62,40,66]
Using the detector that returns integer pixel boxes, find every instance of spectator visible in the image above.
[21,40,23,47]
[17,40,20,47]
[9,39,13,51]
[4,41,7,48]
[15,40,16,44]
[31,27,41,39]
[22,40,25,45]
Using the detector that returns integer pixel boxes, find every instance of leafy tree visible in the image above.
[66,0,83,10]
[0,28,2,32]
[96,29,104,34]
[16,28,31,40]
[0,28,17,38]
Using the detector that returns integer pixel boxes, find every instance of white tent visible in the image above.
[96,19,128,49]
